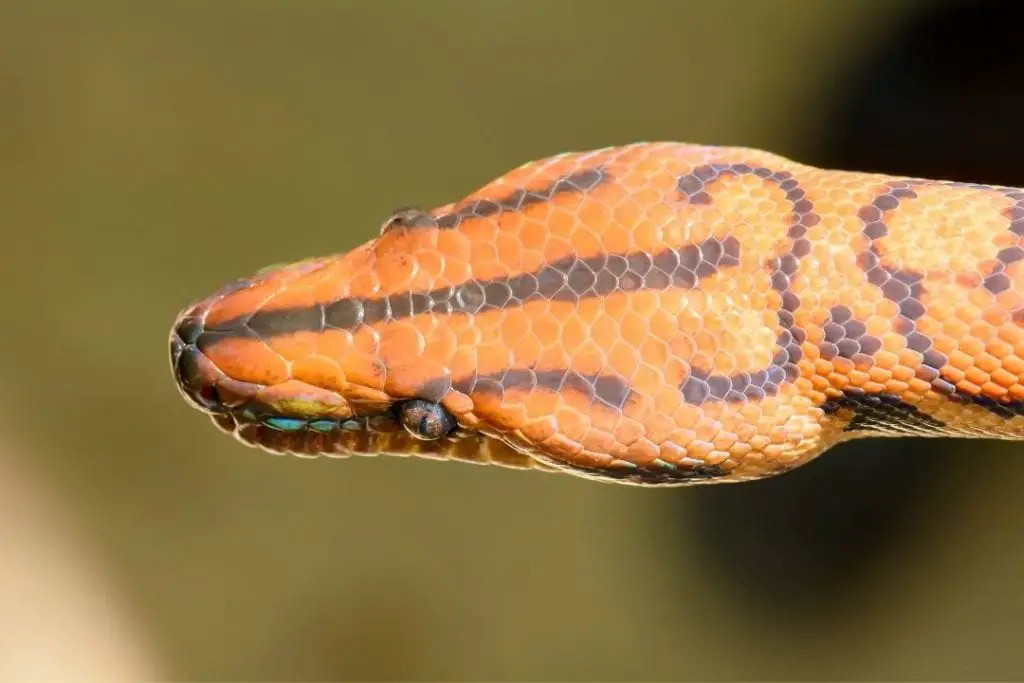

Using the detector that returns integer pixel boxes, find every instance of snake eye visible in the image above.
[380,207,436,235]
[397,399,457,440]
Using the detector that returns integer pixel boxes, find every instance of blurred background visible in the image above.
[3,0,1024,680]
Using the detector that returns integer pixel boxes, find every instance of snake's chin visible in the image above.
[206,408,561,477]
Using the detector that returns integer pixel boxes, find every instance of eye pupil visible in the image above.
[417,416,435,437]
[398,399,455,440]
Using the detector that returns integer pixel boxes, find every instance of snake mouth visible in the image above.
[197,392,543,472]
[206,406,482,461]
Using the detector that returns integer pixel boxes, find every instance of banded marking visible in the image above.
[675,163,817,404]
[855,180,1024,416]
[380,168,611,234]
[856,183,948,374]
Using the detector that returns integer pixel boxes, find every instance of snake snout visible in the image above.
[169,304,229,414]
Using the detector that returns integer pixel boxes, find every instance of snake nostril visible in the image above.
[174,314,204,345]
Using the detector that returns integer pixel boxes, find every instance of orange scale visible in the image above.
[964,366,991,387]
[203,282,278,327]
[376,323,426,364]
[552,406,592,444]
[974,352,1002,375]
[567,348,610,380]
[990,367,1019,390]
[1003,354,1024,375]
[982,382,1009,399]
[618,437,660,465]
[290,355,347,394]
[984,303,1012,327]
[202,337,291,386]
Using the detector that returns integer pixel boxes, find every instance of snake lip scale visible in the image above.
[170,142,1024,486]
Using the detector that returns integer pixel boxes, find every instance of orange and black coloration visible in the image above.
[169,142,1024,486]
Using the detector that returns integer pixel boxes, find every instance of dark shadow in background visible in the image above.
[668,0,1024,626]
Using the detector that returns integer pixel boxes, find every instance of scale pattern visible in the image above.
[169,142,1024,486]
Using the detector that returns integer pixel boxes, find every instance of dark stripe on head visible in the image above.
[676,164,818,404]
[453,367,634,411]
[205,235,741,341]
[435,167,609,229]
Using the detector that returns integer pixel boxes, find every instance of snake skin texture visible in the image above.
[169,142,1024,486]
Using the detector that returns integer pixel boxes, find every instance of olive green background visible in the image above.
[4,0,1024,680]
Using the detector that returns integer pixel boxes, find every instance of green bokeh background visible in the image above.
[4,1,1023,680]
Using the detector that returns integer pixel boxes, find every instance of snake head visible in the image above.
[170,142,844,486]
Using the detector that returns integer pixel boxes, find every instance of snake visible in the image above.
[168,142,1024,486]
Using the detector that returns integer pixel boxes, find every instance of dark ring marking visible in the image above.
[435,167,609,229]
[203,235,742,342]
[676,163,818,405]
[855,180,1024,416]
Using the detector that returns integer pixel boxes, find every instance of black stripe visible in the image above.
[945,390,1024,420]
[821,390,946,434]
[823,386,1024,432]
[544,458,728,485]
[452,368,634,411]
[203,236,741,341]
[435,168,609,229]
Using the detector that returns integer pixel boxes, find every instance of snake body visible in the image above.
[169,142,1024,486]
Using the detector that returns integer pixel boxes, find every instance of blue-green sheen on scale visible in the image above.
[265,417,307,431]
[259,416,340,432]
[309,419,339,432]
